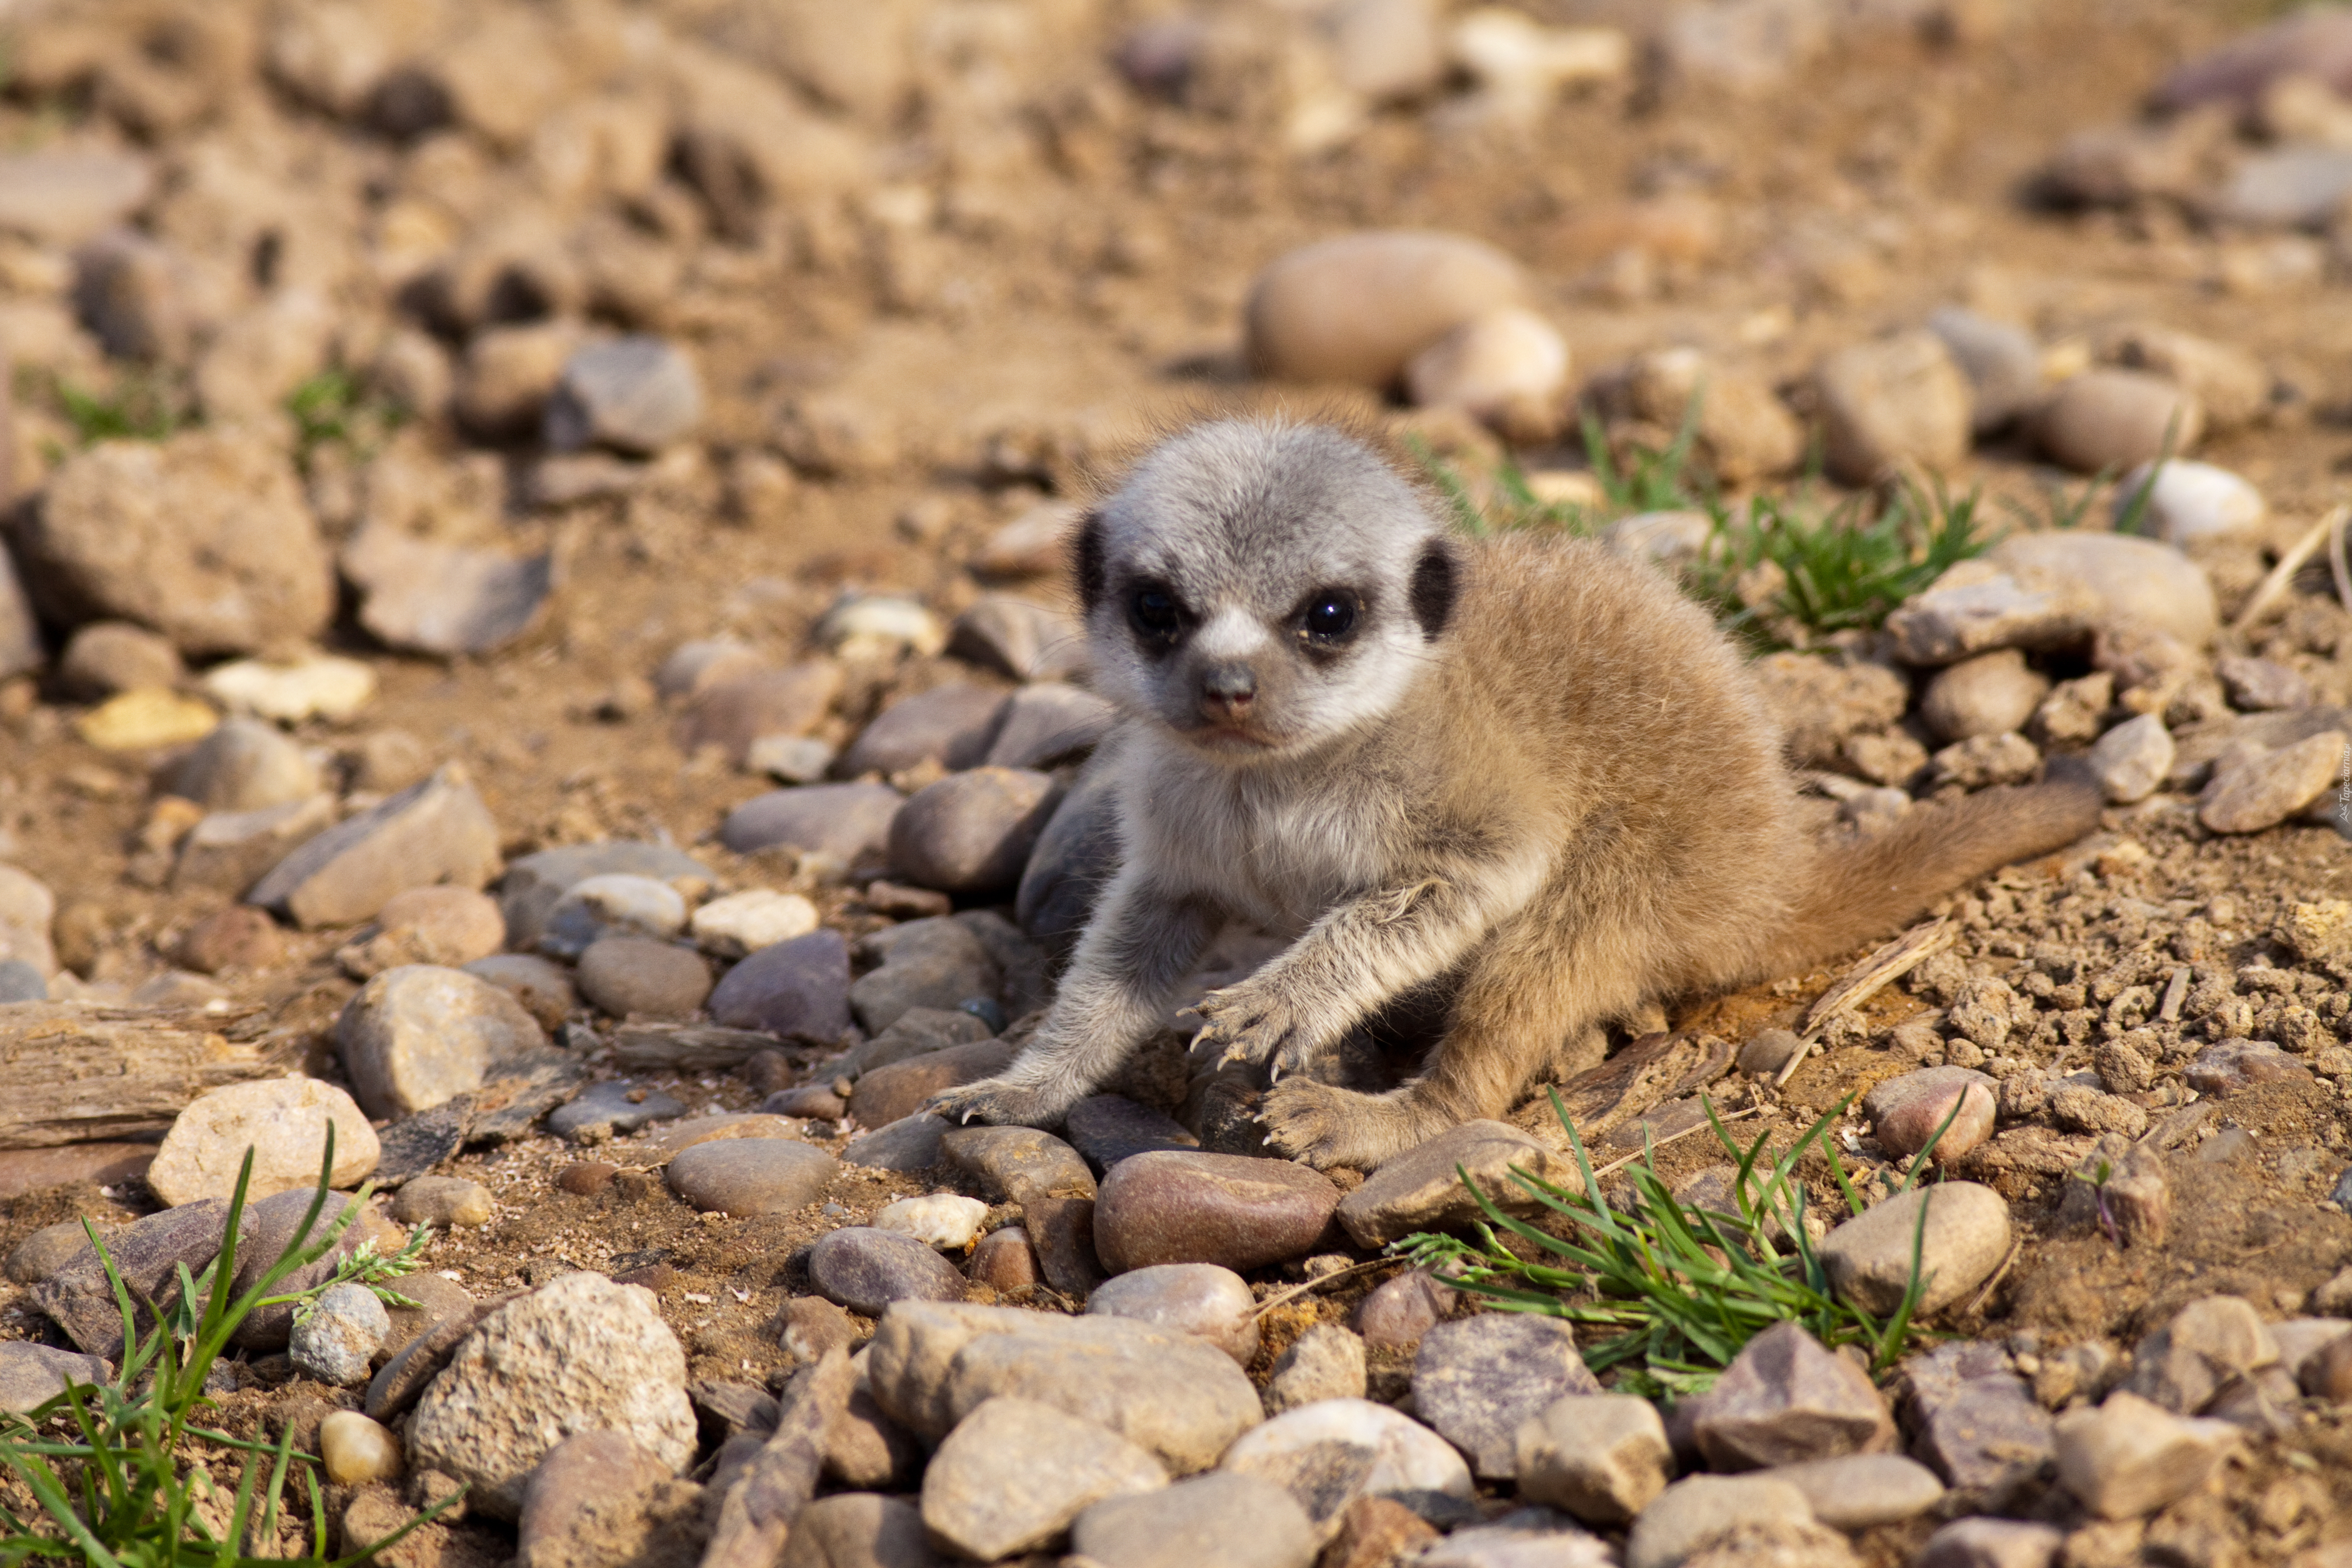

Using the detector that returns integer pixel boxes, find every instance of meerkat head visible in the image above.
[1073,419,1460,759]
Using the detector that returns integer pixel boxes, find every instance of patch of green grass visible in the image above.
[1689,480,1994,648]
[48,369,193,448]
[1394,1090,1951,1400]
[284,370,407,476]
[0,1132,456,1566]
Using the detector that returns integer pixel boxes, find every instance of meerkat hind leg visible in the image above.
[1262,925,1640,1169]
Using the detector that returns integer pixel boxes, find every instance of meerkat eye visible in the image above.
[1130,586,1181,640]
[1300,591,1358,642]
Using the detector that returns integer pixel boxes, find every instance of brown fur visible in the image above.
[932,431,2100,1169]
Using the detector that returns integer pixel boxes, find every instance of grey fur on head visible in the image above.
[1075,419,1459,760]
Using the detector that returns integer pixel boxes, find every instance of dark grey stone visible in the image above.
[1065,1094,1199,1172]
[1413,1314,1601,1479]
[707,929,851,1040]
[836,683,1008,777]
[806,1226,968,1317]
[549,1080,687,1143]
[719,783,904,866]
[32,1199,239,1357]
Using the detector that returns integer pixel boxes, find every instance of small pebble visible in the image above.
[290,1282,391,1386]
[968,1226,1041,1293]
[539,875,687,959]
[1264,1324,1369,1413]
[2114,459,2265,544]
[319,1411,404,1486]
[688,889,818,958]
[543,336,702,455]
[2089,714,2174,805]
[807,1226,969,1316]
[666,1139,836,1217]
[390,1176,493,1229]
[557,1162,618,1195]
[575,935,712,1020]
[1518,1393,1672,1526]
[1820,1182,2012,1316]
[1087,1263,1262,1364]
[875,1193,990,1250]
[2032,370,2204,474]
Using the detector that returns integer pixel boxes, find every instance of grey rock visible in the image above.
[2214,652,2311,712]
[984,682,1114,770]
[1418,1511,1614,1568]
[496,842,714,952]
[543,335,702,454]
[1820,1182,2011,1316]
[1215,1396,1472,1531]
[848,920,999,1033]
[1354,1270,1457,1349]
[2185,1037,2313,1096]
[2122,1294,2277,1414]
[941,1125,1095,1204]
[2215,143,2352,226]
[462,953,578,1031]
[839,1006,992,1077]
[173,794,336,896]
[920,1396,1167,1561]
[1016,755,1122,958]
[539,874,687,959]
[1926,307,2042,434]
[707,929,851,1040]
[2199,728,2346,833]
[19,429,331,657]
[0,865,52,976]
[949,597,1090,685]
[31,1199,236,1357]
[2031,371,2205,476]
[1516,1393,1671,1525]
[839,683,1009,778]
[575,935,710,1020]
[1095,1150,1340,1274]
[364,1291,506,1423]
[146,1076,379,1207]
[1813,330,1971,485]
[1413,1314,1600,1478]
[1883,570,2101,668]
[407,1272,695,1519]
[1989,531,2217,649]
[372,1101,468,1184]
[227,1189,373,1350]
[0,960,48,1001]
[886,767,1060,895]
[809,1227,969,1316]
[163,718,321,812]
[722,783,904,867]
[968,1226,1040,1294]
[341,524,554,657]
[288,1281,389,1385]
[1688,1322,1895,1470]
[1764,1453,1943,1529]
[58,620,184,698]
[1624,1475,1814,1568]
[1921,650,2048,745]
[1265,1324,1369,1414]
[1336,1121,1580,1247]
[1070,1471,1316,1568]
[1914,1519,2063,1568]
[247,766,501,929]
[0,1342,111,1413]
[0,149,152,244]
[673,663,841,767]
[2089,713,2174,805]
[1066,1094,1199,1171]
[848,1039,1018,1129]
[6,1219,104,1285]
[866,1300,1262,1471]
[335,963,549,1120]
[778,1492,946,1568]
[2052,1390,2239,1520]
[748,734,836,784]
[548,1080,686,1143]
[1900,1341,2054,1496]
[668,1138,837,1217]
[842,1113,951,1172]
[1086,1263,1260,1363]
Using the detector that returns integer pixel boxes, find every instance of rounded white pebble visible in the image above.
[874,1193,990,1250]
[690,889,820,958]
[319,1411,404,1486]
[2113,459,2265,545]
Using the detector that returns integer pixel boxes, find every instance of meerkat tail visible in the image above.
[1762,769,2105,979]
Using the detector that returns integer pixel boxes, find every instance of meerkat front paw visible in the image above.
[1196,983,1329,1080]
[1261,1080,1427,1170]
[925,1078,1063,1129]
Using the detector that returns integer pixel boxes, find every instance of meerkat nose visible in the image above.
[1200,662,1257,716]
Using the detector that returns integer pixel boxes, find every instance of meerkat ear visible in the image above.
[1073,509,1107,616]
[1410,539,1458,640]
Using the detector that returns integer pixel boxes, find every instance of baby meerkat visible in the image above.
[931,418,2100,1169]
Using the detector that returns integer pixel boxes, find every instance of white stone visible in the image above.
[1405,306,1569,428]
[199,654,380,725]
[1219,1397,1471,1512]
[290,1281,389,1386]
[1988,532,2218,649]
[147,1078,380,1207]
[2090,714,2174,805]
[319,1411,403,1486]
[1449,8,1630,118]
[1820,1181,2012,1317]
[2114,460,2266,545]
[875,1193,989,1250]
[539,874,687,959]
[690,888,819,958]
[816,594,946,659]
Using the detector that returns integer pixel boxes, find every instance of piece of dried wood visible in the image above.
[0,1003,272,1147]
[1774,917,1954,1088]
[613,1025,786,1072]
[1512,1031,1733,1150]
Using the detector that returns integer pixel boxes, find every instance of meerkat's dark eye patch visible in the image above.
[1410,542,1457,640]
[1295,588,1361,654]
[1073,510,1108,615]
[1127,581,1185,650]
